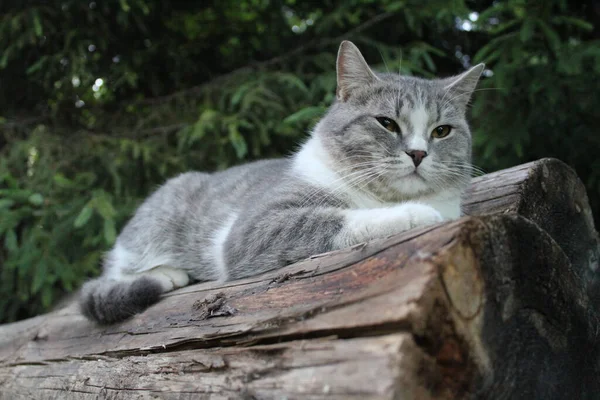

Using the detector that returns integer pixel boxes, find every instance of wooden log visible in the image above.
[464,158,600,306]
[2,159,599,399]
[0,214,598,399]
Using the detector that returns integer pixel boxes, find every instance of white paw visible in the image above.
[145,266,190,292]
[334,204,444,249]
[398,203,444,229]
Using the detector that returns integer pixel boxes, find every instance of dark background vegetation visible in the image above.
[1,0,599,323]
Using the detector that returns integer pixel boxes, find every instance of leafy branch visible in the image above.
[138,11,395,105]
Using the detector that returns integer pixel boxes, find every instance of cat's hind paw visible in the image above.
[145,266,190,292]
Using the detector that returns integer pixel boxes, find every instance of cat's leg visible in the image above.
[79,245,190,324]
[79,172,210,324]
[333,202,443,249]
[140,265,190,291]
[102,242,190,287]
[224,202,442,279]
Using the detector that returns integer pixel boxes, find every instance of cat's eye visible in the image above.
[431,125,452,139]
[376,117,400,134]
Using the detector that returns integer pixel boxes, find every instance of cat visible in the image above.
[80,41,484,324]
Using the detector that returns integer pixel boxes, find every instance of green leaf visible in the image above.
[230,82,255,107]
[421,52,436,72]
[4,229,18,252]
[473,32,517,63]
[228,124,247,159]
[0,51,9,69]
[489,19,519,35]
[26,56,47,75]
[520,18,536,42]
[514,141,524,158]
[93,192,116,220]
[537,20,561,52]
[119,0,131,12]
[28,193,44,206]
[386,1,404,12]
[41,286,53,309]
[552,16,594,31]
[0,199,15,209]
[284,106,325,124]
[103,218,117,245]
[74,205,94,228]
[275,73,309,92]
[53,173,75,188]
[0,188,33,201]
[32,11,43,37]
[31,261,47,294]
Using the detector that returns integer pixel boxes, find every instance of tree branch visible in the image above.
[138,12,395,106]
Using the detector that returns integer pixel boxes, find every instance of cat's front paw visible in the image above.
[334,203,445,249]
[399,203,444,229]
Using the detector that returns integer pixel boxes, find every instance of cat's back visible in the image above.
[212,158,289,185]
[160,158,292,213]
[122,158,292,249]
[208,158,291,197]
[136,158,290,216]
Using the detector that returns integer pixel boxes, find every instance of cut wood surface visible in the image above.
[0,158,599,400]
[464,158,600,306]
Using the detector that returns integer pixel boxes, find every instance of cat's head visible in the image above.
[315,40,484,200]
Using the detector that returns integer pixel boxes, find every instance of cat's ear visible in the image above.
[442,63,485,110]
[336,41,380,102]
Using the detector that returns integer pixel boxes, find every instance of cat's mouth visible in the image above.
[402,169,428,183]
[387,164,428,183]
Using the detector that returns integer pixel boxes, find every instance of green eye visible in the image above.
[376,117,399,133]
[432,125,452,138]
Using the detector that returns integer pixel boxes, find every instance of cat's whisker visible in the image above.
[331,166,386,199]
[371,140,395,157]
[299,166,382,209]
[379,47,390,74]
[341,170,386,204]
[441,90,471,110]
[398,48,403,74]
[440,87,498,110]
[435,161,486,177]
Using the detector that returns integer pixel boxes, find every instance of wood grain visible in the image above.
[1,158,599,399]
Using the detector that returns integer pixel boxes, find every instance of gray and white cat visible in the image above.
[80,41,484,324]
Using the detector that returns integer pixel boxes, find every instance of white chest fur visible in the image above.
[292,136,463,219]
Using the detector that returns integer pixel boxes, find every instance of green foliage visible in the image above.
[1,0,599,322]
[469,0,600,179]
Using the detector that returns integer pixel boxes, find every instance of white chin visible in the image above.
[391,173,431,196]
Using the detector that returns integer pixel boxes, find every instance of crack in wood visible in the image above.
[192,292,238,320]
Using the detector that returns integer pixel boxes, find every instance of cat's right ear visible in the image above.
[336,41,380,102]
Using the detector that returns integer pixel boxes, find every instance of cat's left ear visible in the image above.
[336,41,380,102]
[442,63,485,110]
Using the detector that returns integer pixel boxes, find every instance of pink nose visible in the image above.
[406,150,427,167]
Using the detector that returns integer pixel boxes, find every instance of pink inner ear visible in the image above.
[336,44,357,102]
[336,41,381,102]
[444,64,485,92]
[336,52,348,101]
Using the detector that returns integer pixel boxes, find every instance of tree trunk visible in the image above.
[0,159,598,400]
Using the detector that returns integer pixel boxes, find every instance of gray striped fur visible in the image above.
[79,41,483,324]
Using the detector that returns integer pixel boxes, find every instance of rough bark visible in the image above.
[464,158,600,306]
[0,215,598,399]
[0,158,598,399]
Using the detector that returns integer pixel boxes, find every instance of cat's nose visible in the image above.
[405,150,428,167]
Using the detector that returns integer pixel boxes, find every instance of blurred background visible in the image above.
[1,0,599,323]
